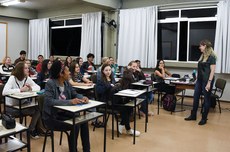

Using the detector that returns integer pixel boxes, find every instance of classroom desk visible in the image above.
[5,92,38,124]
[0,120,30,152]
[114,89,146,144]
[171,81,195,90]
[54,100,106,152]
[72,84,95,90]
[132,81,158,131]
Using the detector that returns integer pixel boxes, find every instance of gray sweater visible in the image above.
[43,79,83,120]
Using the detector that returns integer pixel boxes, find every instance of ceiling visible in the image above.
[0,0,85,10]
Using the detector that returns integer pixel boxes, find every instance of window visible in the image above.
[158,7,217,62]
[50,18,82,56]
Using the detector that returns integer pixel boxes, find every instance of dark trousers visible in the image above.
[44,117,90,152]
[120,107,133,130]
[192,79,214,120]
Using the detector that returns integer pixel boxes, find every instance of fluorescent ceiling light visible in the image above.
[1,0,25,6]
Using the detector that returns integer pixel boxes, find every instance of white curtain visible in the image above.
[118,6,158,68]
[214,0,230,73]
[80,12,102,65]
[28,18,49,60]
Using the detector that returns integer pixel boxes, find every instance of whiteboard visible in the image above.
[0,22,7,61]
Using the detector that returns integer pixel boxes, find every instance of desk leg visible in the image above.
[112,105,114,140]
[157,91,160,115]
[104,104,107,152]
[27,128,31,152]
[19,99,23,140]
[133,98,136,145]
[145,92,148,132]
[73,114,76,152]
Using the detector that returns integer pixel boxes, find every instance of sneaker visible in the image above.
[118,124,124,134]
[126,129,140,137]
[30,130,39,139]
[148,111,154,116]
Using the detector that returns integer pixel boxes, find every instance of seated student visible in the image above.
[154,59,172,82]
[135,59,154,104]
[0,56,14,75]
[97,57,111,81]
[49,55,55,64]
[109,57,119,76]
[25,59,37,76]
[14,50,26,65]
[43,61,90,152]
[80,53,97,74]
[37,59,52,89]
[64,56,72,68]
[118,69,141,136]
[36,55,44,73]
[128,61,153,116]
[0,56,14,84]
[2,62,41,139]
[69,62,93,86]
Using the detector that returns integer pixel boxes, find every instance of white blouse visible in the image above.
[2,75,40,106]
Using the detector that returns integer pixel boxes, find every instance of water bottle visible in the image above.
[192,70,197,81]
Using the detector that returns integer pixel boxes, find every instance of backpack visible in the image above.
[162,94,177,111]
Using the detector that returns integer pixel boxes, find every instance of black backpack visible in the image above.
[162,94,177,111]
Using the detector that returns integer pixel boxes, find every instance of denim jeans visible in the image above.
[192,79,213,119]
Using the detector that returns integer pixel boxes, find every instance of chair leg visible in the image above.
[115,114,119,137]
[42,130,50,152]
[59,131,63,145]
[218,99,221,113]
[51,131,54,152]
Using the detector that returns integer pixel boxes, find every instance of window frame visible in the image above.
[158,6,217,64]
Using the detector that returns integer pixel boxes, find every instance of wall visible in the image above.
[0,6,37,19]
[0,17,29,62]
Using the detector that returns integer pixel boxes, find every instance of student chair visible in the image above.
[0,84,4,113]
[211,78,226,113]
[39,95,70,152]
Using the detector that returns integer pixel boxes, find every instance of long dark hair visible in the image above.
[11,62,26,81]
[155,59,165,71]
[101,64,113,83]
[120,69,134,89]
[69,61,78,79]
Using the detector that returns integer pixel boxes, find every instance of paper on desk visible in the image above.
[13,92,35,97]
[118,89,141,95]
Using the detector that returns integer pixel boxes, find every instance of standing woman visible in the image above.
[43,61,90,152]
[185,40,217,125]
[2,62,41,138]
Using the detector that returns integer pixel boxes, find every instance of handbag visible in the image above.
[1,113,16,129]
